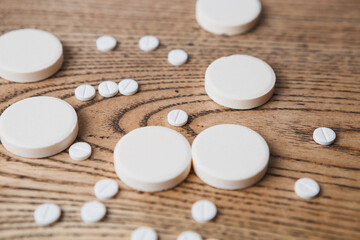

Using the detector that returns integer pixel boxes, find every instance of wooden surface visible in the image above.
[0,0,359,239]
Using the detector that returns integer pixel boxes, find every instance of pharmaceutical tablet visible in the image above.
[94,179,119,200]
[0,29,63,82]
[118,79,138,96]
[0,96,78,158]
[192,124,269,190]
[168,49,188,66]
[96,35,117,52]
[98,81,119,98]
[177,231,202,240]
[69,142,92,161]
[167,109,188,127]
[139,35,159,52]
[81,201,106,223]
[313,127,336,145]
[205,54,276,109]
[131,227,158,240]
[196,0,262,35]
[295,178,320,199]
[34,203,61,226]
[75,84,96,101]
[192,200,217,223]
[114,126,191,192]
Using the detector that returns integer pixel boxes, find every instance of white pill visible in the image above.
[96,35,117,52]
[167,109,188,127]
[177,231,202,240]
[139,35,159,52]
[81,201,106,223]
[131,227,158,240]
[98,81,119,98]
[192,200,217,223]
[34,203,61,226]
[118,79,139,96]
[69,142,91,161]
[295,178,320,199]
[168,49,188,66]
[75,84,96,101]
[94,179,119,200]
[313,127,336,145]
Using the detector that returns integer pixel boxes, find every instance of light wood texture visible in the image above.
[0,0,359,239]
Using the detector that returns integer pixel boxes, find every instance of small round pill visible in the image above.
[313,127,336,145]
[177,231,203,240]
[118,79,139,96]
[98,81,119,98]
[94,179,119,200]
[34,203,61,226]
[168,49,188,66]
[75,84,96,101]
[81,201,106,223]
[167,109,188,127]
[69,142,92,161]
[192,200,217,223]
[96,35,117,52]
[295,178,320,199]
[131,226,158,240]
[139,35,159,52]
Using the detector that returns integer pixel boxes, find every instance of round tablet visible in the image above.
[0,29,63,82]
[167,109,188,127]
[94,179,119,200]
[313,127,336,145]
[80,201,106,223]
[69,142,92,161]
[34,203,61,226]
[98,81,119,98]
[192,124,269,190]
[75,84,96,101]
[118,79,138,96]
[205,54,276,109]
[192,200,217,223]
[131,227,158,240]
[295,178,320,199]
[177,231,202,240]
[96,35,117,52]
[114,126,191,192]
[196,0,262,36]
[168,49,188,66]
[139,35,160,52]
[0,96,78,158]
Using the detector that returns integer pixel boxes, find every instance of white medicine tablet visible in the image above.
[139,35,160,52]
[177,231,203,240]
[131,227,158,240]
[0,96,78,158]
[0,29,63,82]
[313,127,336,145]
[96,35,117,52]
[94,179,119,200]
[205,54,276,109]
[196,0,262,36]
[192,124,269,190]
[167,109,188,127]
[118,79,138,96]
[69,142,92,161]
[75,84,96,101]
[98,81,119,98]
[114,126,191,192]
[34,203,61,226]
[81,201,106,223]
[168,49,188,66]
[192,200,217,223]
[295,178,320,199]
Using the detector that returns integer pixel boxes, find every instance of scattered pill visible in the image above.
[167,109,188,127]
[69,142,92,161]
[313,127,336,145]
[295,178,320,199]
[98,81,119,98]
[168,49,188,66]
[94,179,119,200]
[177,231,203,240]
[131,227,158,240]
[118,79,139,96]
[192,200,217,223]
[96,35,117,52]
[139,35,159,52]
[34,203,61,226]
[81,201,106,223]
[75,84,96,101]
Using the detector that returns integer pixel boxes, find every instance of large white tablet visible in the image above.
[113,126,191,192]
[192,124,269,190]
[205,54,276,109]
[0,29,63,82]
[0,96,78,158]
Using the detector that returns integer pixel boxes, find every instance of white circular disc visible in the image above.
[168,49,188,66]
[0,96,78,158]
[196,0,262,35]
[177,231,203,240]
[114,126,191,192]
[94,179,119,200]
[75,84,96,101]
[80,201,106,223]
[192,124,269,190]
[98,81,119,98]
[96,35,117,52]
[131,227,158,240]
[0,29,63,82]
[313,127,336,145]
[69,142,92,161]
[118,79,138,96]
[205,54,276,109]
[192,200,217,223]
[167,109,188,127]
[34,203,61,226]
[139,35,160,52]
[295,178,320,199]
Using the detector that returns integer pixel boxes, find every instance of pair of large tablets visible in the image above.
[113,125,269,192]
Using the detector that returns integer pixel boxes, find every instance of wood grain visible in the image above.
[0,0,359,239]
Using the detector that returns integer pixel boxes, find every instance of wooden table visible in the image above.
[0,0,359,239]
